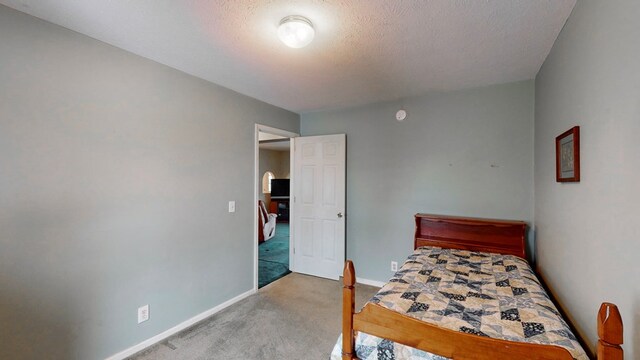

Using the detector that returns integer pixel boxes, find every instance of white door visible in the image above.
[292,134,345,280]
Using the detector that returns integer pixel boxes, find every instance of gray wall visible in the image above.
[0,5,298,360]
[534,0,639,357]
[301,80,535,282]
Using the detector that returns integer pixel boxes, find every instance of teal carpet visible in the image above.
[259,223,291,288]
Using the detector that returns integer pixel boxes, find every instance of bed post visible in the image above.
[342,260,356,360]
[597,302,623,360]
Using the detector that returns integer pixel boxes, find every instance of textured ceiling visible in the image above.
[2,0,575,113]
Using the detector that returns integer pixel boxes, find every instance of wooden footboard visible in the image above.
[597,303,624,360]
[342,261,623,360]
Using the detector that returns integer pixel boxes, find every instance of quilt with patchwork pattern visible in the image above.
[331,246,587,360]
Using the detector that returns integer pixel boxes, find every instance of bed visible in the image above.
[333,214,623,360]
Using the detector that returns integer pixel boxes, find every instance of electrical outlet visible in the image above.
[391,261,398,272]
[228,201,236,213]
[138,304,149,324]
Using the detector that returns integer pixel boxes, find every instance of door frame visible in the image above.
[254,124,299,291]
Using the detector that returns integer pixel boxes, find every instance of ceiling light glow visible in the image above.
[278,15,315,48]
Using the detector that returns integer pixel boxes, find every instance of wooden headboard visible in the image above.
[414,214,527,259]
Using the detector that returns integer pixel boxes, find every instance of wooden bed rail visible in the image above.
[342,260,624,360]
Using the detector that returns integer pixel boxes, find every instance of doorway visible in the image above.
[254,125,298,290]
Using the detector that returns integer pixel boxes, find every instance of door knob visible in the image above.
[337,212,343,218]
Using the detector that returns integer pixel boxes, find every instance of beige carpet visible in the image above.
[127,273,380,360]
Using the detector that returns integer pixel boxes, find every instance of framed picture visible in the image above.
[555,126,580,182]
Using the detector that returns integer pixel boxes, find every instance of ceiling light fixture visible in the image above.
[277,15,315,48]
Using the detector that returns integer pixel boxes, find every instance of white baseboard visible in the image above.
[356,277,386,288]
[105,288,256,360]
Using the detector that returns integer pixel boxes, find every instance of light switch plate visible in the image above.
[228,201,236,213]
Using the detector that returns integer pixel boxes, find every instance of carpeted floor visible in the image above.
[127,273,379,360]
[258,223,290,288]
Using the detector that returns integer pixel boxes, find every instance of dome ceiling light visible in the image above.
[277,15,315,48]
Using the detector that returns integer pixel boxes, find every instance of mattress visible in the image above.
[331,246,588,360]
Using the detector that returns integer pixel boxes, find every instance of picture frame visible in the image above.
[555,126,580,182]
